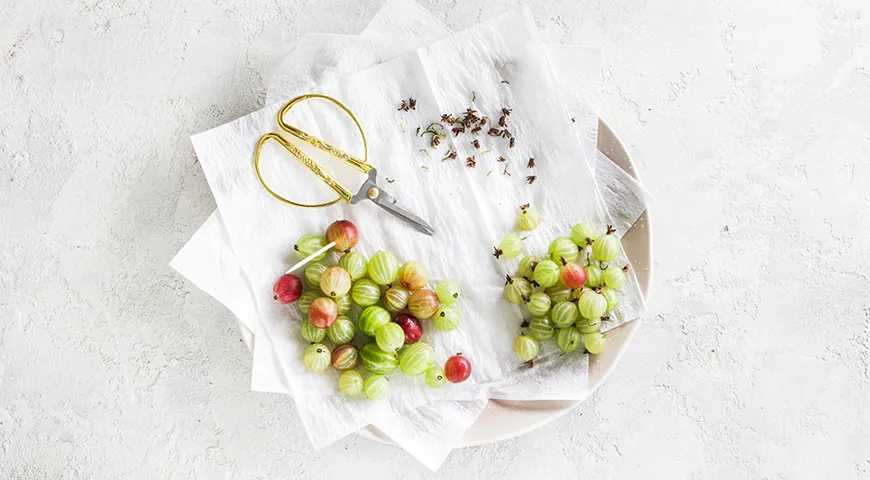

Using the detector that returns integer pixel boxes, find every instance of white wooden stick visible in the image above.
[285,241,336,274]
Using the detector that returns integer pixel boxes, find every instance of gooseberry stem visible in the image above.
[285,241,336,274]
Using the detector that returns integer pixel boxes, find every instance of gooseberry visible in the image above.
[551,300,579,328]
[444,354,472,383]
[529,316,555,341]
[308,297,338,328]
[556,326,583,353]
[603,265,627,289]
[514,335,539,361]
[584,265,604,288]
[351,279,381,307]
[433,305,460,332]
[330,344,359,370]
[335,295,352,315]
[571,222,597,247]
[408,290,439,319]
[273,274,303,304]
[577,289,607,319]
[367,251,399,285]
[383,286,412,313]
[601,287,619,312]
[399,260,430,291]
[399,342,435,376]
[435,280,461,305]
[359,342,399,374]
[517,204,541,231]
[297,291,318,314]
[294,234,327,261]
[527,292,552,317]
[303,343,330,372]
[375,322,405,352]
[301,319,326,343]
[425,366,446,388]
[338,251,367,280]
[320,266,351,298]
[533,259,560,288]
[518,255,539,278]
[394,314,423,344]
[503,275,531,304]
[325,219,359,253]
[363,374,390,400]
[327,316,356,344]
[338,370,363,396]
[358,305,391,337]
[592,225,620,262]
[545,283,573,303]
[584,332,606,354]
[548,236,579,263]
[496,233,523,259]
[560,261,587,289]
[575,316,601,334]
[304,262,327,289]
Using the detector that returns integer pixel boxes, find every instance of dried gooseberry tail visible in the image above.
[493,247,503,259]
[622,264,630,273]
[606,225,616,235]
[505,274,514,285]
[559,256,567,266]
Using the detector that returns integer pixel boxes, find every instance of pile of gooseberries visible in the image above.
[497,207,629,364]
[273,220,471,401]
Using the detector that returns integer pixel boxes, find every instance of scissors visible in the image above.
[253,94,435,236]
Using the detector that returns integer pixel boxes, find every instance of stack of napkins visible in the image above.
[171,0,649,471]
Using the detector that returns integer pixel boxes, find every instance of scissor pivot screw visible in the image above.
[367,187,380,200]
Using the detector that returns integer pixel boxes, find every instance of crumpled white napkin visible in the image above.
[172,0,650,470]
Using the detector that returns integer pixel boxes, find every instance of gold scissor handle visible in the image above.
[278,95,372,175]
[253,94,370,208]
[255,132,353,205]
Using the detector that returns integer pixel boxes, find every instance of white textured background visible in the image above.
[2,0,869,478]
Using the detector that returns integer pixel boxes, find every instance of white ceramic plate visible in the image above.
[359,120,653,445]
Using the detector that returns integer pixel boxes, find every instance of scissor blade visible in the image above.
[373,195,435,236]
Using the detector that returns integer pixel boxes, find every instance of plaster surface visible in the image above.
[1,0,869,478]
